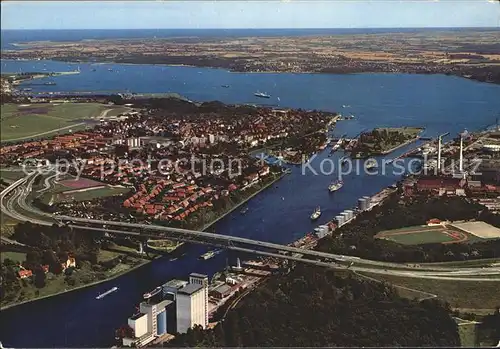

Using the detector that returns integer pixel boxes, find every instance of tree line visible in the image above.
[163,265,460,347]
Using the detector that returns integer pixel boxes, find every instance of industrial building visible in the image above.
[122,273,209,347]
[176,273,209,334]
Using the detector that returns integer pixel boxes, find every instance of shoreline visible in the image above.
[380,135,422,155]
[2,57,499,86]
[0,256,153,311]
[200,172,286,231]
[0,173,285,311]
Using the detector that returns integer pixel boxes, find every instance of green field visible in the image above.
[362,272,500,311]
[0,169,27,182]
[375,225,482,245]
[40,186,130,204]
[1,251,26,264]
[379,230,458,245]
[0,103,128,142]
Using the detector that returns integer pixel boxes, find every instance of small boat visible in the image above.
[143,286,162,299]
[240,207,249,214]
[254,91,271,99]
[340,156,349,166]
[96,286,118,300]
[365,160,377,170]
[328,180,344,193]
[310,207,321,220]
[199,250,216,260]
[221,84,230,88]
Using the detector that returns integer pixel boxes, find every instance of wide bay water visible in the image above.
[1,57,499,347]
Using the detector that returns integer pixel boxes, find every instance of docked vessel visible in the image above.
[328,180,344,193]
[254,91,271,98]
[310,207,321,220]
[96,286,118,300]
[365,160,377,170]
[330,138,343,153]
[143,286,162,299]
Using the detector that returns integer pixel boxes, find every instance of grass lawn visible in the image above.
[1,251,26,263]
[39,185,130,204]
[0,213,20,238]
[98,249,122,263]
[362,272,500,311]
[457,322,480,347]
[0,103,126,142]
[375,225,482,245]
[63,187,130,202]
[0,169,27,182]
[380,230,458,245]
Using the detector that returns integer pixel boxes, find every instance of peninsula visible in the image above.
[2,30,500,84]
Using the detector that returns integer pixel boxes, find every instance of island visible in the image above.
[348,127,423,158]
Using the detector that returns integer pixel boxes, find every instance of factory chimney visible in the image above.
[437,135,442,173]
[459,129,468,173]
[459,134,464,173]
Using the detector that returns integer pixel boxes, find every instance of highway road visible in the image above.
[1,170,499,281]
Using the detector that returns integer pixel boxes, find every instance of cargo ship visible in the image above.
[328,180,344,193]
[96,286,118,300]
[310,207,321,220]
[143,286,162,299]
[254,91,271,98]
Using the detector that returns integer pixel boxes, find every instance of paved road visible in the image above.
[2,171,499,281]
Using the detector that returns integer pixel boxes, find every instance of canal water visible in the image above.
[1,58,499,347]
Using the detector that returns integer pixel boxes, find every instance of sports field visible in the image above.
[375,224,482,245]
[0,103,129,142]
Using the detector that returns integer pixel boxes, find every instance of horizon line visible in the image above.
[2,26,500,31]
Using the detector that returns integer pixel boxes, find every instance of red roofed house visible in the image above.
[427,218,442,226]
[18,270,33,279]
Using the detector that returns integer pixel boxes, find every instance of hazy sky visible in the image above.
[1,1,499,30]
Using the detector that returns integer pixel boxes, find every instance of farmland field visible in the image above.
[0,103,128,142]
[375,224,483,245]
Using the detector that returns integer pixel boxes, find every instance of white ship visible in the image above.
[254,91,271,98]
[96,286,118,300]
[143,286,162,299]
[310,207,321,220]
